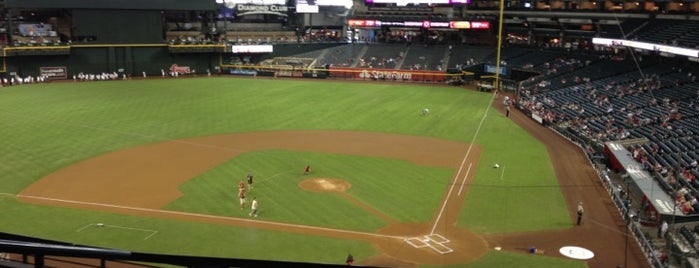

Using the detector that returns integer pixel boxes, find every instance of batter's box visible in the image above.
[428,241,454,254]
[426,234,449,244]
[405,234,454,254]
[405,237,429,248]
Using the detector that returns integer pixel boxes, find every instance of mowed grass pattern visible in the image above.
[0,77,580,267]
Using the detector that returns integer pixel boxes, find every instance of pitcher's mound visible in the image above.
[299,178,351,193]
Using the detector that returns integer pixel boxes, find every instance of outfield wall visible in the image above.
[5,46,219,78]
[5,43,347,79]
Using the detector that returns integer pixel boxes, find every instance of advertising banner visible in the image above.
[19,24,53,37]
[253,70,326,79]
[229,69,258,76]
[235,4,288,16]
[170,64,191,74]
[274,70,304,77]
[329,67,447,82]
[347,19,490,29]
[296,0,319,13]
[484,64,507,76]
[40,66,67,80]
[231,45,274,53]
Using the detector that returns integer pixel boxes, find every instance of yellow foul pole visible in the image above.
[493,0,505,93]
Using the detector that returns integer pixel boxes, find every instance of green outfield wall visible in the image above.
[5,46,219,78]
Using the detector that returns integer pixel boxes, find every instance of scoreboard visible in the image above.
[4,0,216,10]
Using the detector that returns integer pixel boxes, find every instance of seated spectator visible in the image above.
[655,249,668,263]
[660,166,669,177]
[681,167,695,182]
[681,200,694,214]
[690,195,698,207]
[667,172,678,189]
[654,162,662,173]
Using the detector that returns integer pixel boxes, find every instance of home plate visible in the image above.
[559,246,594,260]
[405,234,453,254]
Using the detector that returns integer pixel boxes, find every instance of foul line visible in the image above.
[77,223,159,240]
[429,91,498,235]
[259,171,290,184]
[6,193,404,241]
[457,163,473,196]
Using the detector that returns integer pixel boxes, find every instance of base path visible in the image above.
[19,130,487,266]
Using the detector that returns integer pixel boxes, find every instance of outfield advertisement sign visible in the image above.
[169,64,191,74]
[253,70,327,79]
[347,19,490,29]
[40,66,68,80]
[231,45,273,53]
[274,70,304,77]
[329,67,446,82]
[229,69,258,76]
[19,23,54,37]
[484,64,507,75]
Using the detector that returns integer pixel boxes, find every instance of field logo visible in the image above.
[40,66,68,80]
[170,64,192,74]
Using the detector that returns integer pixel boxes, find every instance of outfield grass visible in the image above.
[0,77,582,267]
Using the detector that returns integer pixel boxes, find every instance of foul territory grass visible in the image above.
[458,110,570,234]
[0,77,580,267]
[431,250,586,268]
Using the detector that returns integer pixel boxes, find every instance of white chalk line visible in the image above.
[76,223,158,240]
[457,163,473,196]
[404,234,454,254]
[430,91,498,235]
[4,193,404,241]
[258,171,290,185]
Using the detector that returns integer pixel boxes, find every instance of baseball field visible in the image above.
[0,77,643,267]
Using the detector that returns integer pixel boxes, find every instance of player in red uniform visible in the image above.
[239,189,247,209]
[238,179,245,195]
